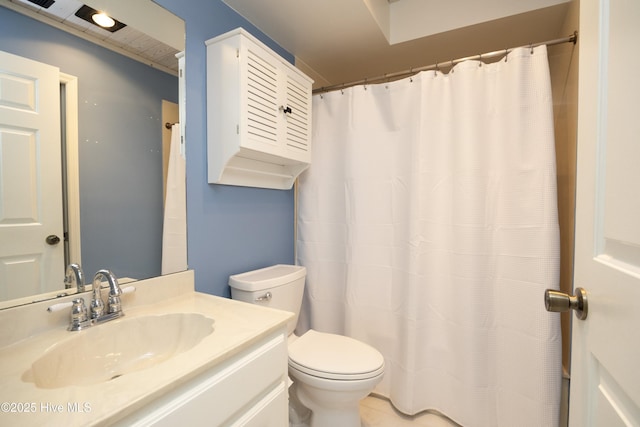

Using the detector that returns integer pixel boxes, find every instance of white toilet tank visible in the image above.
[229,264,306,336]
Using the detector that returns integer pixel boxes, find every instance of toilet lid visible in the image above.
[288,330,385,380]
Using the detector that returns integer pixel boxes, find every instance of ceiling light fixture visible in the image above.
[74,5,126,33]
[91,12,115,28]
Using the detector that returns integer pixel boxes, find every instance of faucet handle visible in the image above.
[90,281,105,319]
[70,298,87,321]
[68,298,89,331]
[108,294,122,314]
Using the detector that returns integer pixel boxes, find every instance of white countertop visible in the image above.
[0,271,293,426]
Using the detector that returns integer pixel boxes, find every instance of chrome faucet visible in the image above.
[91,269,124,320]
[52,268,133,331]
[64,263,85,292]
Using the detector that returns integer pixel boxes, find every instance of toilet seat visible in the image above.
[288,330,385,380]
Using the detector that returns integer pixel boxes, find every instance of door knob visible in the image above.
[45,234,61,245]
[544,287,588,320]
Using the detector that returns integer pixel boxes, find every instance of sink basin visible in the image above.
[22,313,214,389]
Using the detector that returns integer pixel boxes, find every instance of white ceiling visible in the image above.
[222,0,574,90]
[3,0,574,86]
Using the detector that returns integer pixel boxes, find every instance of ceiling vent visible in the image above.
[26,0,55,8]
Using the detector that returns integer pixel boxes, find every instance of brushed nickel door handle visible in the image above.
[544,287,588,320]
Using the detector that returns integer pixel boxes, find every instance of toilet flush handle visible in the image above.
[255,292,272,302]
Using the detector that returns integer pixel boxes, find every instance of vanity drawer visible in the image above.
[120,331,288,426]
[229,381,288,426]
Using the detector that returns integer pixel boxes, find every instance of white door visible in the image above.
[569,0,640,425]
[0,50,64,301]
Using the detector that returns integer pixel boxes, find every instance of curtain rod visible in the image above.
[313,31,577,94]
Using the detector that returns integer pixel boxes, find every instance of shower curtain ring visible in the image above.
[529,43,534,54]
[450,59,454,72]
[504,48,509,62]
[435,62,439,76]
[478,53,482,67]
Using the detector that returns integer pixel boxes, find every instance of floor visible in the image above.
[360,395,461,427]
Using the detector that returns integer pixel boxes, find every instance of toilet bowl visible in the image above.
[229,265,385,427]
[288,329,384,426]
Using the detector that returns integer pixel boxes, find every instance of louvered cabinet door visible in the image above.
[283,71,311,163]
[239,36,312,161]
[243,43,280,153]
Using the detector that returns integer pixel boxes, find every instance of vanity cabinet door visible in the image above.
[117,331,288,426]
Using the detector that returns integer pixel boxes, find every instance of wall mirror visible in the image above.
[0,0,186,308]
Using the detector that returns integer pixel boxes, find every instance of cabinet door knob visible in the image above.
[280,106,292,114]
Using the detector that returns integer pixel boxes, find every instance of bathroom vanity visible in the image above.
[0,271,292,426]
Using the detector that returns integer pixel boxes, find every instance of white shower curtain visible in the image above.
[161,123,187,275]
[296,46,562,426]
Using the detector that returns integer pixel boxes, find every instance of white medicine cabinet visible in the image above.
[206,28,313,190]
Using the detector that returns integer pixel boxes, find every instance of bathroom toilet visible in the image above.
[229,265,384,427]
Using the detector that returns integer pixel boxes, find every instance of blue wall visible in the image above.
[154,0,296,297]
[0,7,178,280]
